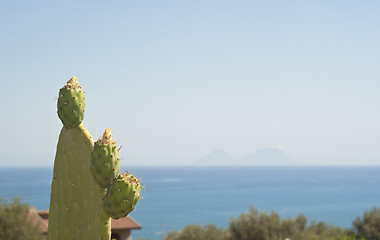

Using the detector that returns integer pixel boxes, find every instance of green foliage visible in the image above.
[228,207,282,240]
[163,206,348,240]
[353,207,380,240]
[0,198,43,240]
[164,224,228,240]
[228,206,345,240]
[331,234,365,240]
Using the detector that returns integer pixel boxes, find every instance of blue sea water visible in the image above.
[1,166,380,240]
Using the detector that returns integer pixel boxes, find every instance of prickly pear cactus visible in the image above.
[47,77,141,240]
[57,77,85,128]
[104,172,141,219]
[47,125,111,240]
[91,128,120,187]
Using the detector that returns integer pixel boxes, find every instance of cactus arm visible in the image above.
[47,124,111,240]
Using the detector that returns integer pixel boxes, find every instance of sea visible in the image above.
[1,166,380,240]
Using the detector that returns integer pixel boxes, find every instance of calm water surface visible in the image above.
[1,166,379,240]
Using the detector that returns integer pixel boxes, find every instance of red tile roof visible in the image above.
[28,208,48,234]
[32,209,141,234]
[111,216,141,230]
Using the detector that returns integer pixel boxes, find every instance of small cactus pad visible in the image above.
[57,76,85,128]
[103,172,141,219]
[91,128,120,187]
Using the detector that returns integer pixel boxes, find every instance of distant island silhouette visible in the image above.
[196,148,299,166]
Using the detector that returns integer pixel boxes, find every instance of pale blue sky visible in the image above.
[0,1,379,166]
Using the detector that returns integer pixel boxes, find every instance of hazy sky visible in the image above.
[0,1,379,166]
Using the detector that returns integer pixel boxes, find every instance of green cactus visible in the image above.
[57,77,85,128]
[104,172,141,219]
[91,128,120,187]
[47,125,111,240]
[47,77,140,240]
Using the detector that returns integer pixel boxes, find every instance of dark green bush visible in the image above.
[164,224,228,240]
[353,207,380,240]
[163,206,348,240]
[0,198,44,240]
[228,206,345,240]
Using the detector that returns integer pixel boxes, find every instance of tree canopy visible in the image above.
[162,206,371,240]
[353,207,380,240]
[0,198,44,240]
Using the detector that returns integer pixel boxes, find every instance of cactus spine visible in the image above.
[47,77,140,240]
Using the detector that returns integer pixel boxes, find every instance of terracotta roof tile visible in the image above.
[111,216,141,230]
[28,208,48,234]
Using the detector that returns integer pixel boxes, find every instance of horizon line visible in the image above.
[1,164,380,168]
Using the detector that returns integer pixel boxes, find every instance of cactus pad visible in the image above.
[47,125,111,240]
[91,128,120,187]
[103,172,141,219]
[57,76,85,128]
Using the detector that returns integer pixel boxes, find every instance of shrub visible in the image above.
[0,198,43,240]
[353,207,380,240]
[163,206,350,240]
[163,224,228,240]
